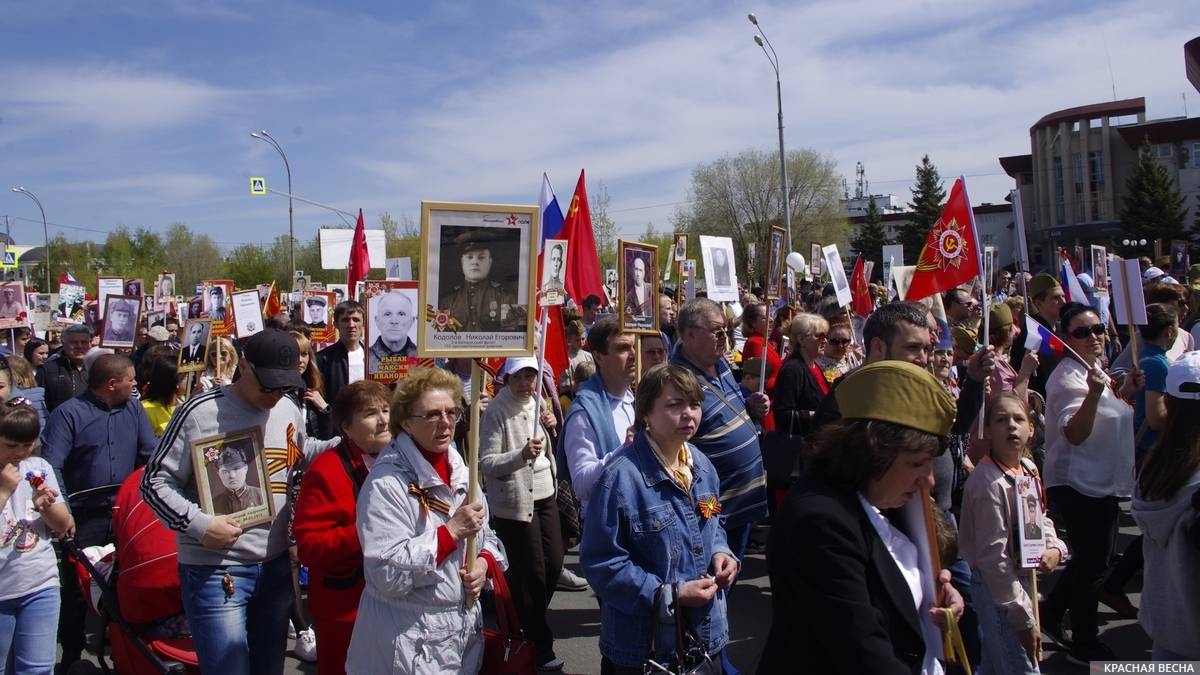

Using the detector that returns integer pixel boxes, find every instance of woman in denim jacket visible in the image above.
[581,364,739,673]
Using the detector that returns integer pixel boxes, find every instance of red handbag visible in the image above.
[479,550,537,674]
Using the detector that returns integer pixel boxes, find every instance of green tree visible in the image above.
[898,155,946,265]
[163,223,224,295]
[224,244,276,289]
[637,222,675,286]
[849,196,891,281]
[1120,139,1188,245]
[673,147,847,288]
[380,211,422,274]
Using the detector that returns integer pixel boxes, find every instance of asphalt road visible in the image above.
[66,506,1152,674]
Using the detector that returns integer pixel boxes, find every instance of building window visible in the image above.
[1156,143,1173,158]
[1072,153,1085,221]
[1193,142,1200,169]
[1053,157,1065,224]
[1088,150,1105,219]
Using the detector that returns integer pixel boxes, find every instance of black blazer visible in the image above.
[758,477,926,675]
[771,357,829,436]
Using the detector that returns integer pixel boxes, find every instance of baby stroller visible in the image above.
[62,468,198,674]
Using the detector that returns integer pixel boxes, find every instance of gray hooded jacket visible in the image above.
[1132,471,1200,659]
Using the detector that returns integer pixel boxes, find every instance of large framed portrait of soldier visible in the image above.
[618,240,659,335]
[765,226,786,301]
[177,318,213,374]
[191,428,273,528]
[363,280,420,383]
[418,201,538,357]
[99,295,141,349]
[301,290,336,343]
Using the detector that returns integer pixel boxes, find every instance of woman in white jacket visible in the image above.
[1132,351,1200,661]
[478,357,564,671]
[346,367,505,674]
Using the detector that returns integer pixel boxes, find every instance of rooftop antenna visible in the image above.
[1105,43,1117,101]
[854,162,866,199]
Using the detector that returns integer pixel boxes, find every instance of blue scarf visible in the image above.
[560,372,625,473]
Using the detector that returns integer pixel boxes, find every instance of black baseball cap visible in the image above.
[242,329,306,390]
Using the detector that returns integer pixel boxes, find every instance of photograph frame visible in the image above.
[1014,475,1046,568]
[765,226,786,301]
[56,284,85,325]
[327,283,349,307]
[99,295,142,349]
[1169,239,1189,276]
[201,280,235,337]
[618,240,660,335]
[809,242,823,276]
[672,233,687,262]
[301,290,337,343]
[155,272,177,311]
[231,289,265,339]
[418,201,539,358]
[191,427,273,528]
[0,281,28,330]
[364,280,420,383]
[540,239,568,307]
[177,318,214,374]
[124,278,145,299]
[982,245,997,297]
[1090,245,1109,294]
[698,235,737,302]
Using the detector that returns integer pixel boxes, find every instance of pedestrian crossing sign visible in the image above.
[250,177,267,195]
[1,249,17,269]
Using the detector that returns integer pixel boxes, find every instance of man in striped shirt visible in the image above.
[670,298,769,560]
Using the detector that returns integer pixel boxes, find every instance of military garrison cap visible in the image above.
[834,361,956,436]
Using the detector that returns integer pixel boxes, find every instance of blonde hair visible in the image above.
[388,367,465,436]
[6,355,36,388]
[788,313,829,344]
[206,337,238,381]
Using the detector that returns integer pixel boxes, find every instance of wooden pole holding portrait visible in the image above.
[465,359,483,566]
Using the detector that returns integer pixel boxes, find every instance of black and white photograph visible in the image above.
[765,226,786,300]
[1170,239,1189,276]
[99,295,141,348]
[177,318,213,373]
[97,277,125,317]
[698,235,737,301]
[0,281,26,330]
[187,297,203,320]
[618,240,658,334]
[364,281,419,383]
[202,280,234,337]
[327,283,349,306]
[1090,245,1109,294]
[541,239,568,305]
[673,232,687,262]
[1014,475,1045,568]
[810,242,823,277]
[983,246,997,296]
[302,290,336,343]
[823,244,852,307]
[154,273,176,310]
[419,202,537,357]
[124,278,144,298]
[293,270,308,293]
[191,429,273,528]
[57,284,85,324]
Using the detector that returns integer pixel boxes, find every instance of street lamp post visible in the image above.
[250,130,296,281]
[749,13,792,258]
[11,187,50,292]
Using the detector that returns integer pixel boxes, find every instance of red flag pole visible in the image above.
[959,177,990,439]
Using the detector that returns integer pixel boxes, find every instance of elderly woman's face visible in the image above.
[644,383,701,447]
[930,349,954,381]
[401,389,459,454]
[865,448,936,510]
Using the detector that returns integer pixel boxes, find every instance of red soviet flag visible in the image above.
[850,255,873,317]
[346,208,370,294]
[905,177,981,301]
[560,170,605,306]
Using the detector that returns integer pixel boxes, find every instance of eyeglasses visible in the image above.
[1068,324,1106,340]
[410,407,465,424]
[827,337,851,346]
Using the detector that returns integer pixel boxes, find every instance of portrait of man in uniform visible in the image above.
[205,285,228,322]
[0,282,25,321]
[304,296,328,328]
[368,288,418,375]
[624,255,651,318]
[102,297,139,346]
[179,320,210,368]
[209,446,265,516]
[543,241,566,294]
[438,228,524,332]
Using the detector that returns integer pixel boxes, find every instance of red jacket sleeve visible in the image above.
[293,452,363,575]
[743,335,782,393]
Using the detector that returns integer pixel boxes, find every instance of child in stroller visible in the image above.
[63,467,198,674]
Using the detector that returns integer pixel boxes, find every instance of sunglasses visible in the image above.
[1068,324,1106,340]
[827,337,852,346]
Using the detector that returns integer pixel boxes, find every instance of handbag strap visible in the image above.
[336,444,368,501]
[480,550,524,637]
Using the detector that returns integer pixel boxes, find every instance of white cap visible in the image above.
[1143,266,1165,282]
[499,357,539,378]
[1166,351,1200,400]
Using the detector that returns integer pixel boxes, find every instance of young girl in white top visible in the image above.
[0,402,75,674]
[960,393,1067,675]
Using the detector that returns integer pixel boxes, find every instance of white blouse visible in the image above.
[1043,358,1135,498]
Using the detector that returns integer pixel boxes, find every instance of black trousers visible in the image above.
[1044,486,1119,644]
[492,495,565,660]
[58,509,112,661]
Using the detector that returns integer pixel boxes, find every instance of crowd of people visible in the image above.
[0,252,1198,675]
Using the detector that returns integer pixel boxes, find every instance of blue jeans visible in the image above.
[180,554,293,675]
[969,569,1036,675]
[0,586,60,675]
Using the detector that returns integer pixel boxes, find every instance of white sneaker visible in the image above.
[294,627,317,662]
[556,568,589,591]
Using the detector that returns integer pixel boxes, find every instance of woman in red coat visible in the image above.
[741,302,782,431]
[293,380,392,675]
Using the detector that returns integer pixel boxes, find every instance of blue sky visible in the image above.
[1,0,1195,253]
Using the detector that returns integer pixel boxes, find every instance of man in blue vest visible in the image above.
[561,316,635,521]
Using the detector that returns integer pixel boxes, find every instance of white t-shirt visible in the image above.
[1044,358,1136,498]
[347,346,365,384]
[0,457,64,601]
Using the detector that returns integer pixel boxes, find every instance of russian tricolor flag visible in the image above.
[539,173,564,250]
[1024,315,1066,359]
[1059,252,1088,304]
